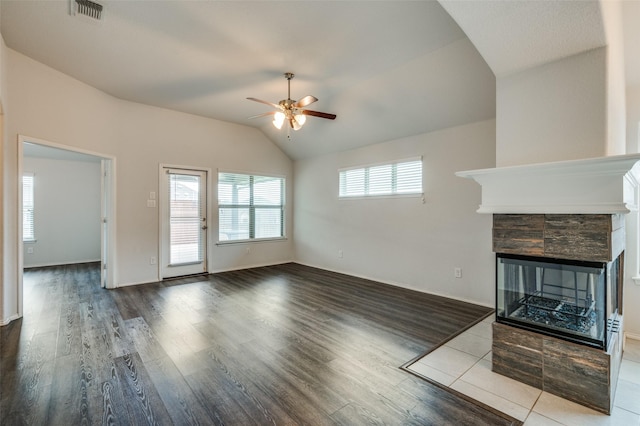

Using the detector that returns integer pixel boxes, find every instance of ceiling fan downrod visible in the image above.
[285,72,294,101]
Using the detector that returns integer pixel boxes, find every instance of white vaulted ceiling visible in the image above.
[2,1,638,160]
[0,1,496,159]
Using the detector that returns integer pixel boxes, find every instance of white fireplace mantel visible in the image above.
[456,154,640,214]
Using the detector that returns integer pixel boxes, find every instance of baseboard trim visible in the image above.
[624,331,640,345]
[24,259,101,269]
[0,314,22,326]
[293,261,493,309]
[210,260,294,275]
[114,260,295,288]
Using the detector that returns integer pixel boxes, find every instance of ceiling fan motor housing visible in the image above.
[279,99,296,110]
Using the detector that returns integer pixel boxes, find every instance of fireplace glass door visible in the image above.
[496,254,618,349]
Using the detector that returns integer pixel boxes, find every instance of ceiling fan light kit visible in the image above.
[247,72,336,132]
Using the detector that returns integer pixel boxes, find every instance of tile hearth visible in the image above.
[406,316,640,425]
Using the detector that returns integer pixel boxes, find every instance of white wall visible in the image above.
[294,119,496,307]
[627,87,640,154]
[2,48,293,323]
[496,48,608,167]
[22,156,101,268]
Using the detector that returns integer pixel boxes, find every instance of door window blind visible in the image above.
[339,158,422,198]
[218,172,284,241]
[168,172,204,265]
[23,173,35,241]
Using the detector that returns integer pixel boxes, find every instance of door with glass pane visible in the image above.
[161,168,207,278]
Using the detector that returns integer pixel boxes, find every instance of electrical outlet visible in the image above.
[150,257,157,265]
[27,247,34,254]
[338,249,343,258]
[454,267,462,278]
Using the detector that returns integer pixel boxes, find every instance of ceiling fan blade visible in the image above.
[248,111,277,119]
[301,109,337,120]
[294,95,318,108]
[247,97,281,109]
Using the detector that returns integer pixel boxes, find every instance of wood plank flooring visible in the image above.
[1,262,520,425]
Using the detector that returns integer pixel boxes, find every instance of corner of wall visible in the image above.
[601,0,627,156]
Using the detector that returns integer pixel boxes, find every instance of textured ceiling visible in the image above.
[1,0,496,160]
[439,0,607,77]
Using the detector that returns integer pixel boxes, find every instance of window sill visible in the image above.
[216,237,287,246]
[23,239,37,243]
[339,193,424,201]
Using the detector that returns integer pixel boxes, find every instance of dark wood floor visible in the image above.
[1,262,519,425]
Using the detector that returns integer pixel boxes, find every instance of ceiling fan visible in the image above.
[247,72,336,131]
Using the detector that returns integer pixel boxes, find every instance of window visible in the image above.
[339,157,422,198]
[218,172,285,242]
[23,172,35,241]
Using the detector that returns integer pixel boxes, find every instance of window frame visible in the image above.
[217,170,286,244]
[23,172,36,242]
[338,156,423,200]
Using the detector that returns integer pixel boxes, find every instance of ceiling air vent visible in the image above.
[72,0,103,20]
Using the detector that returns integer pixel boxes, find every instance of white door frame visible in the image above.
[159,164,211,279]
[100,159,114,288]
[17,135,117,316]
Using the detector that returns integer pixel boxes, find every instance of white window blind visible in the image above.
[339,158,422,198]
[218,172,284,242]
[23,172,35,241]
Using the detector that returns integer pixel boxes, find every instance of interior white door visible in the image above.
[161,168,208,278]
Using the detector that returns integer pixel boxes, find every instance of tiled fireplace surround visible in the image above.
[491,213,624,414]
[457,154,640,415]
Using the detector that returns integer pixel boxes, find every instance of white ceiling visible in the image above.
[0,0,496,160]
[440,0,639,85]
[438,0,608,78]
[2,1,638,160]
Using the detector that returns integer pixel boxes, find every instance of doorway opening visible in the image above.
[18,136,116,317]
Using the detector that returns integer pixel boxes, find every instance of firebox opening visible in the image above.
[496,253,621,350]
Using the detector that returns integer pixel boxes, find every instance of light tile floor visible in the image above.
[406,316,640,425]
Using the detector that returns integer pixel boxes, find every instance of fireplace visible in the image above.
[496,253,622,350]
[456,155,640,415]
[488,213,625,413]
